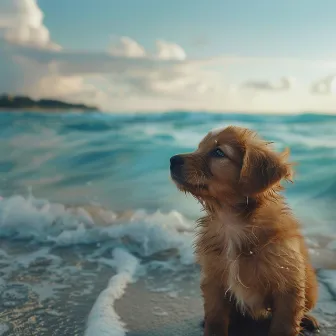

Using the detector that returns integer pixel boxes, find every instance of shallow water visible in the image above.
[0,111,335,335]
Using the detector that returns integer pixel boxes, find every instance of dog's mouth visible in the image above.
[169,154,208,194]
[171,173,208,192]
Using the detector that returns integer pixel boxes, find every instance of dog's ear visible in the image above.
[239,145,293,196]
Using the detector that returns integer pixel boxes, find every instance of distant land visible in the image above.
[0,94,98,111]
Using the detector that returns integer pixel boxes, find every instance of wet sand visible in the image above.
[0,241,335,336]
[116,268,336,336]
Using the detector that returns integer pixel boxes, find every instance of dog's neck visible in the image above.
[200,195,259,219]
[196,196,260,258]
[196,191,288,259]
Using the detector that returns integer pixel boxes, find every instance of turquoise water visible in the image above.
[0,111,335,335]
[0,111,335,235]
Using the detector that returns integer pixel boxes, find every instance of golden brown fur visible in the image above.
[169,126,319,336]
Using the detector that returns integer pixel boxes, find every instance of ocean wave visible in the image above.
[0,192,335,335]
[0,110,335,259]
[0,195,335,268]
[0,195,195,264]
[2,110,335,126]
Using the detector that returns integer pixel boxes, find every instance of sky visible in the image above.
[1,0,336,113]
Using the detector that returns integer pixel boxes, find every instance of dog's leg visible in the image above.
[201,278,232,336]
[302,264,319,332]
[268,287,305,336]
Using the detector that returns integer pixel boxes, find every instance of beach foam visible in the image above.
[0,195,335,270]
[0,195,195,265]
[0,324,9,335]
[84,248,139,336]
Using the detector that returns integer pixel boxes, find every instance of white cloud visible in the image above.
[109,36,146,58]
[0,0,60,50]
[0,0,104,106]
[0,33,207,109]
[4,35,336,113]
[311,75,336,95]
[155,40,187,60]
[242,76,296,91]
[1,1,336,113]
[109,36,187,61]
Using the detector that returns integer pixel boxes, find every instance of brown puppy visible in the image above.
[170,126,319,336]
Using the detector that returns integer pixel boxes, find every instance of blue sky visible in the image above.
[1,0,336,113]
[39,0,336,58]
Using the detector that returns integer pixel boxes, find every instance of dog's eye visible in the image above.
[213,147,226,158]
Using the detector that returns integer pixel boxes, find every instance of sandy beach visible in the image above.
[0,237,334,336]
[116,269,336,336]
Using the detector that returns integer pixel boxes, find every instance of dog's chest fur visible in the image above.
[198,213,269,316]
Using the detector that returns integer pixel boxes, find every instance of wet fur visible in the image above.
[170,126,319,336]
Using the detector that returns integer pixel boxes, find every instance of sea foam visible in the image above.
[84,248,139,336]
[0,195,195,264]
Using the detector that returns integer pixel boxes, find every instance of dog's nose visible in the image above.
[170,155,184,168]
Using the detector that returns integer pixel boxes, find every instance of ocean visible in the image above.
[0,111,335,335]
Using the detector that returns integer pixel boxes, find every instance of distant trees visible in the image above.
[0,94,98,111]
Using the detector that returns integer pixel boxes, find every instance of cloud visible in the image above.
[109,36,146,58]
[0,0,114,107]
[0,0,60,50]
[155,40,187,60]
[1,0,336,113]
[3,32,335,113]
[109,36,187,61]
[311,75,336,95]
[0,38,204,110]
[0,18,210,110]
[242,76,296,91]
[7,28,191,106]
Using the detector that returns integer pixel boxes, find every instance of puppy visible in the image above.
[170,126,319,336]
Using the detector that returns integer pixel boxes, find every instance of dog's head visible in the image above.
[170,126,293,204]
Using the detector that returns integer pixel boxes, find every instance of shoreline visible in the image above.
[0,237,334,335]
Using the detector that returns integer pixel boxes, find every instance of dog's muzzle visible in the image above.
[170,155,185,181]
